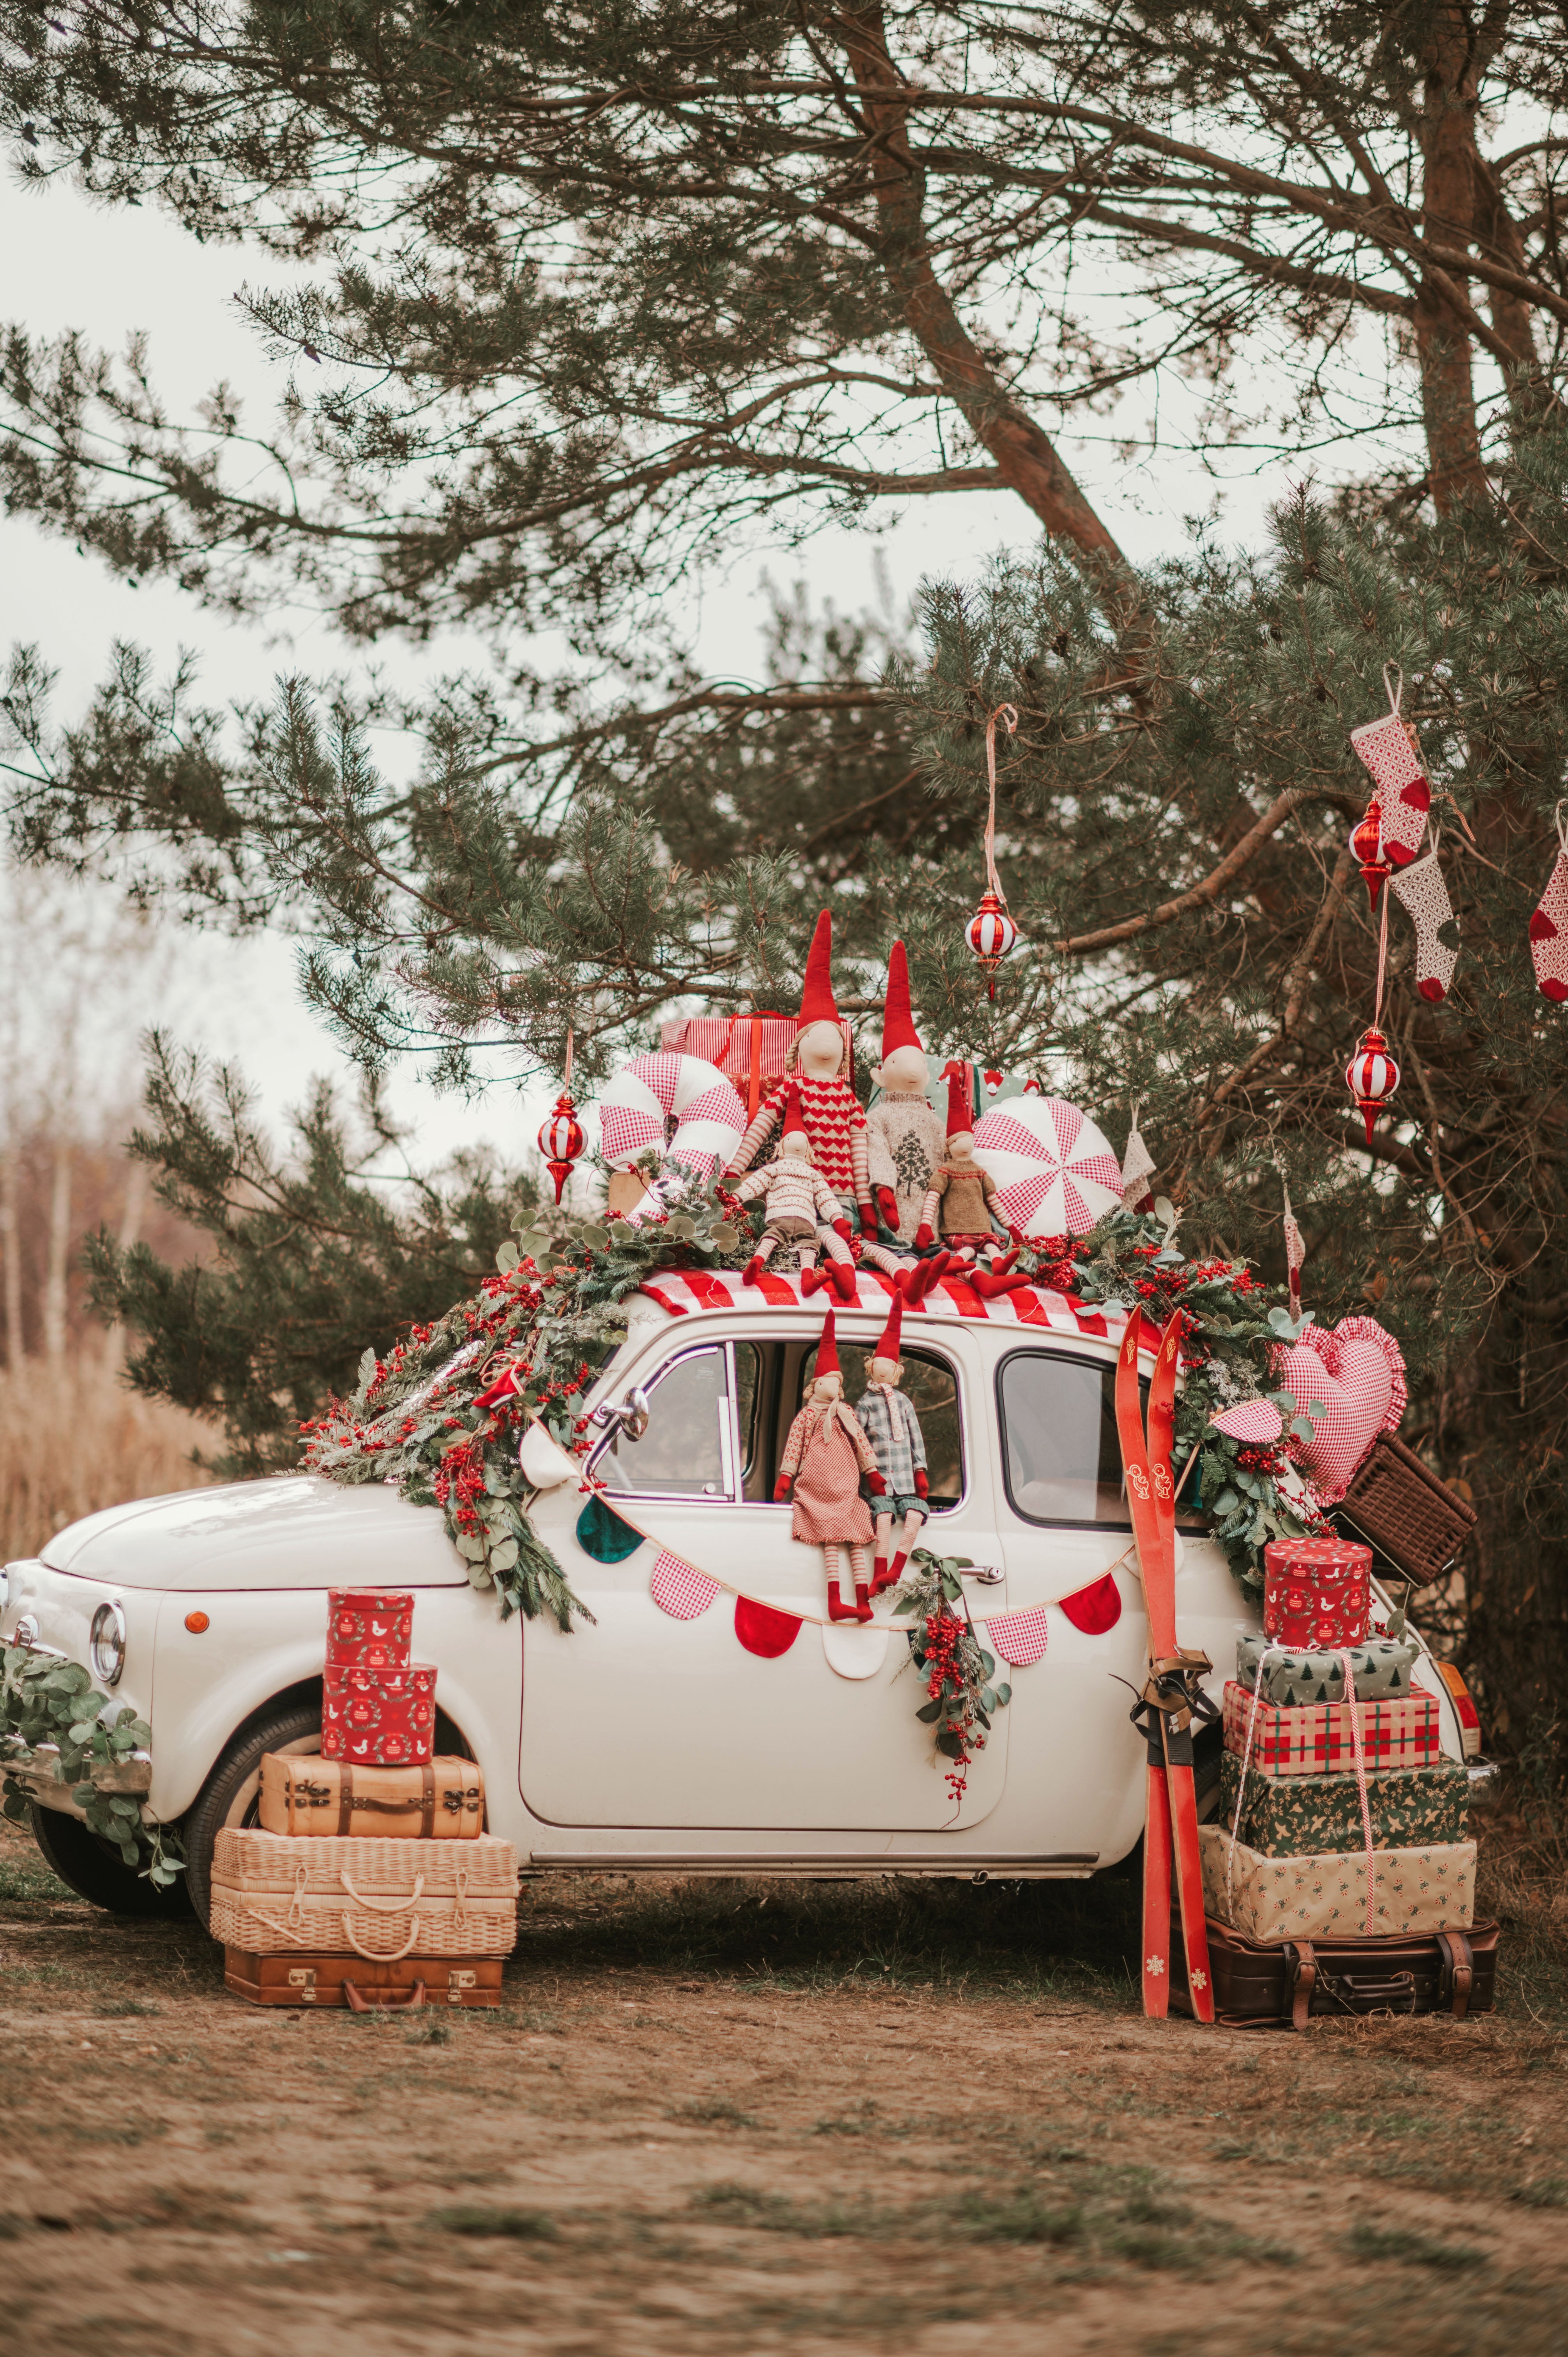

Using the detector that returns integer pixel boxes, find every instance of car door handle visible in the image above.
[959,1564,1005,1585]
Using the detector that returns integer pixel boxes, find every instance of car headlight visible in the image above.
[90,1601,126,1688]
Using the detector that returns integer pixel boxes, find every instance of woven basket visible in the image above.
[210,1828,518,1960]
[1335,1433,1478,1588]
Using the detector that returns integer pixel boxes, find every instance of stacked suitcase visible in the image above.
[1172,1537,1496,2027]
[217,1589,518,2009]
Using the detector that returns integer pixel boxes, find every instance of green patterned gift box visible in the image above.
[1199,1828,1476,1944]
[1236,1634,1420,1706]
[1218,1752,1470,1856]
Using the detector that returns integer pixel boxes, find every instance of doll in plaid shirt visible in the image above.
[854,1293,930,1595]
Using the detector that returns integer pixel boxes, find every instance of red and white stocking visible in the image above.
[1531,813,1568,1003]
[1389,845,1459,1004]
[1349,701,1429,869]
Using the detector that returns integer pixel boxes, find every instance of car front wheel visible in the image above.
[29,1804,196,1918]
[182,1699,323,1929]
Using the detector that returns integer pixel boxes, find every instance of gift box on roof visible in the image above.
[321,1662,438,1766]
[1199,1826,1475,1945]
[1263,1535,1372,1649]
[660,1011,815,1118]
[1218,1753,1470,1857]
[325,1588,414,1669]
[1236,1634,1420,1707]
[1222,1679,1442,1777]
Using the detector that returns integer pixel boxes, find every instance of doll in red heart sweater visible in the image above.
[724,911,876,1236]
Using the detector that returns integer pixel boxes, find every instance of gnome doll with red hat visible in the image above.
[854,1292,930,1595]
[914,1069,1032,1299]
[774,1308,887,1623]
[724,911,876,1238]
[866,939,947,1248]
[727,1083,860,1303]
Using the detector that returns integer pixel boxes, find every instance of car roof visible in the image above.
[635,1267,1163,1357]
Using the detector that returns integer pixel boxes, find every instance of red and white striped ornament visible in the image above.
[968,704,1023,1000]
[1344,1025,1399,1145]
[1349,797,1393,911]
[538,1093,584,1203]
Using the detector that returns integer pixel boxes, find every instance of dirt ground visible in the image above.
[2,1809,1567,2357]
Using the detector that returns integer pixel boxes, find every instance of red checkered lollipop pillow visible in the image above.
[1270,1315,1407,1504]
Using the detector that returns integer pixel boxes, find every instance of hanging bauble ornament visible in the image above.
[538,1092,584,1204]
[1349,797,1393,911]
[1345,1025,1399,1145]
[969,703,1023,1001]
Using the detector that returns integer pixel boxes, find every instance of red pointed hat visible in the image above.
[874,1290,904,1364]
[881,940,922,1059]
[815,1305,841,1380]
[798,909,839,1027]
[945,1062,973,1138]
[780,1082,809,1142]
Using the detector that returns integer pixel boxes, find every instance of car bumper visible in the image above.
[2,1742,152,1816]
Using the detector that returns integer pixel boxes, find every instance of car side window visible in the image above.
[593,1345,731,1499]
[796,1338,964,1510]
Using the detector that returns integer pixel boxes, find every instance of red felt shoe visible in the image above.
[970,1265,1031,1299]
[799,1263,822,1296]
[826,1583,860,1624]
[829,1258,857,1304]
[870,1558,899,1597]
[741,1255,765,1288]
[853,1583,874,1624]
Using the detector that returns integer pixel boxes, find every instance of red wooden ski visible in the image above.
[1115,1314,1215,2024]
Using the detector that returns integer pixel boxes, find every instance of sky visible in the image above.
[0,160,1296,1175]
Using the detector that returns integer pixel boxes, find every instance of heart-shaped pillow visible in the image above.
[1271,1316,1407,1504]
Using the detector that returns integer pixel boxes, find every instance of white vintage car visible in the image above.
[0,1270,1474,1922]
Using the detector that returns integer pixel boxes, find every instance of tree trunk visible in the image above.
[835,5,1132,588]
[42,1138,72,1364]
[0,1148,20,1371]
[1414,9,1487,510]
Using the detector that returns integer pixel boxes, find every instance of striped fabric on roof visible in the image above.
[636,1267,1162,1349]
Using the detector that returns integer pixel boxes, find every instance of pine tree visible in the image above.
[5,4,1568,1749]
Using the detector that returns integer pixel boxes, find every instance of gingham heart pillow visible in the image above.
[1271,1315,1407,1505]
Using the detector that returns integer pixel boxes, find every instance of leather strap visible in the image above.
[1287,1942,1317,2032]
[344,1977,427,2013]
[1437,1929,1474,2020]
[337,1765,355,1840]
[421,1762,436,1840]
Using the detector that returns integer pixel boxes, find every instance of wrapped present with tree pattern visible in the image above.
[1199,1826,1476,1944]
[1219,1752,1470,1857]
[1235,1634,1421,1707]
[1222,1679,1443,1777]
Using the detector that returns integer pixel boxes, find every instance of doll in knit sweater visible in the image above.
[864,940,948,1249]
[854,1292,930,1596]
[774,1309,886,1623]
[723,911,876,1237]
[729,1085,858,1304]
[914,1067,1033,1300]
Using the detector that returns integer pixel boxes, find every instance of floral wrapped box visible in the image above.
[1222,1679,1443,1778]
[1199,1826,1476,1944]
[1218,1753,1470,1857]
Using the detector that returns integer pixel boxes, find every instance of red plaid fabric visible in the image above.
[983,1608,1050,1666]
[1272,1315,1407,1504]
[650,1551,720,1620]
[1222,1679,1442,1778]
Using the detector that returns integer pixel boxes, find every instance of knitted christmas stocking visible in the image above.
[1531,841,1568,1003]
[1349,708,1430,868]
[1388,846,1459,1004]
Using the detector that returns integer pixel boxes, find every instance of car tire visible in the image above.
[182,1700,323,1930]
[28,1804,196,1918]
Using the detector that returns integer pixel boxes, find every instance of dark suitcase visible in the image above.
[223,1947,505,2010]
[1169,1914,1498,2030]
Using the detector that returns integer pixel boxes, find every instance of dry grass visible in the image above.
[0,1350,217,1561]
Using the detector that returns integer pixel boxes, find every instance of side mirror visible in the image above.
[588,1385,650,1443]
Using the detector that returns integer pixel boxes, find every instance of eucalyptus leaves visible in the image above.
[0,1645,184,1889]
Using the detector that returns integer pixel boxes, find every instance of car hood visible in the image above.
[39,1475,471,1592]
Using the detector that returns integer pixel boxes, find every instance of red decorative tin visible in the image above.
[1262,1536,1372,1650]
[325,1589,414,1669]
[321,1663,438,1765]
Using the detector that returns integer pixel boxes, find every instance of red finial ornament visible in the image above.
[537,1027,584,1204]
[1345,1025,1399,1145]
[969,703,1023,1000]
[1350,797,1392,910]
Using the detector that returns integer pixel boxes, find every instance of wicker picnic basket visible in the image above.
[210,1827,518,1960]
[1334,1432,1478,1588]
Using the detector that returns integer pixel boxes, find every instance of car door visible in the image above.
[519,1320,1013,1832]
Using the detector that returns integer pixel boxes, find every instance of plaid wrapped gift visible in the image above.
[1200,1827,1475,1944]
[1236,1634,1420,1706]
[1219,1753,1470,1856]
[1222,1678,1443,1777]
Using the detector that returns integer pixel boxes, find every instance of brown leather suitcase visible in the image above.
[257,1753,485,1839]
[223,1946,505,2009]
[1169,1912,1498,2030]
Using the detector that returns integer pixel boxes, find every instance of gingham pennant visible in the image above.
[649,1551,721,1620]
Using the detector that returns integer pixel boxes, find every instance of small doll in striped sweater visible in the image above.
[730,1085,859,1304]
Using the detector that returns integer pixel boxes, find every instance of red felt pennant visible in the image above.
[734,1596,802,1657]
[1056,1572,1123,1635]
